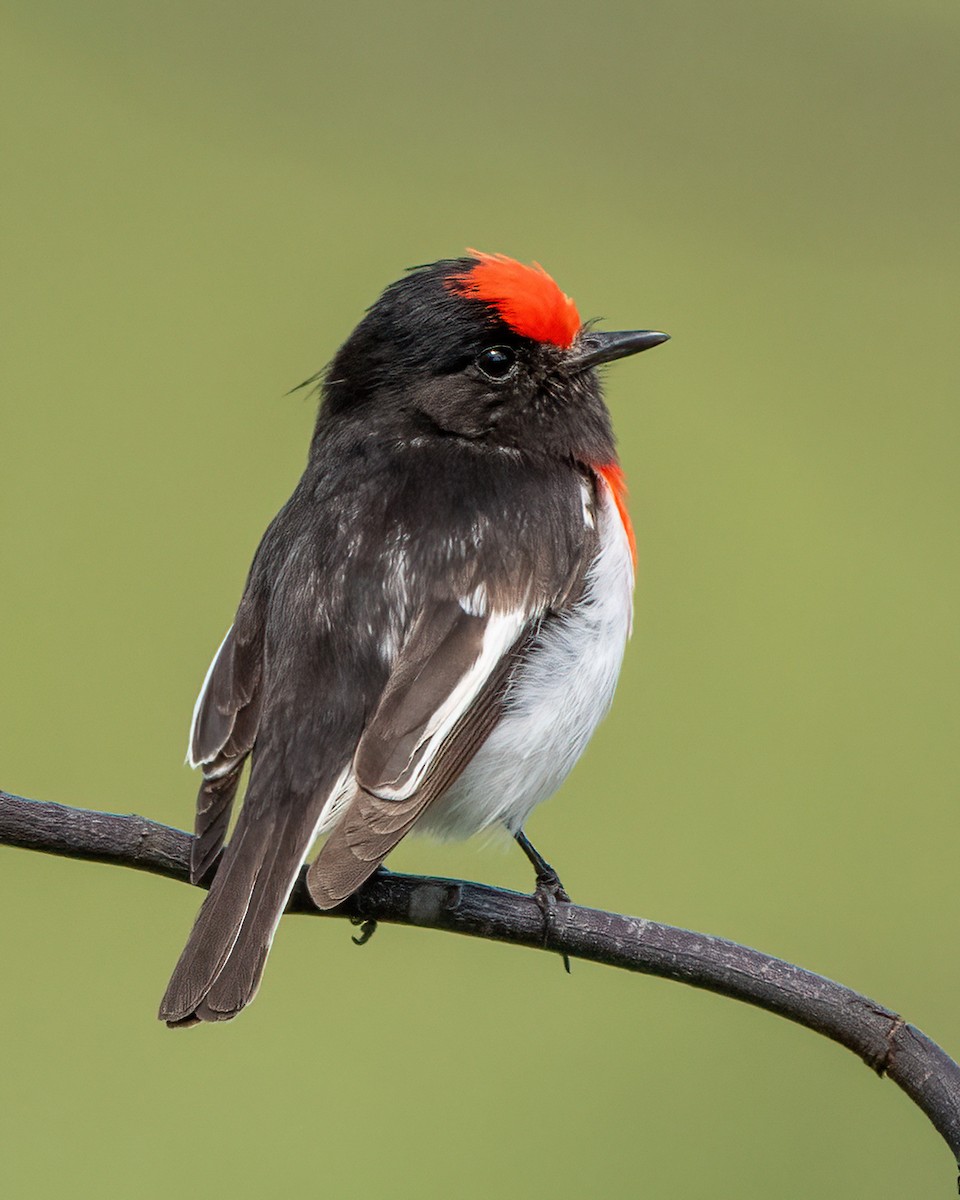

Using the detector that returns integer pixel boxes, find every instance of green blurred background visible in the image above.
[2,2,958,1195]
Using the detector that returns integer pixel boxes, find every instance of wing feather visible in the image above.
[306,599,535,908]
[185,616,265,885]
[354,603,529,800]
[187,627,236,768]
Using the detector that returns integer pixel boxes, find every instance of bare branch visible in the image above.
[3,787,959,1179]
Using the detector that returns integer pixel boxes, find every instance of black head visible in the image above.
[317,252,668,467]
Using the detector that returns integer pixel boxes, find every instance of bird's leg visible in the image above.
[515,830,571,900]
[514,830,572,973]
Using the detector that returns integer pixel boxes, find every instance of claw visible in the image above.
[350,917,378,946]
[350,868,392,945]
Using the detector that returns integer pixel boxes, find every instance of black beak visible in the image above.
[569,329,670,371]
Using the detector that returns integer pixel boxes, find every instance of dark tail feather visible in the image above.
[159,789,322,1027]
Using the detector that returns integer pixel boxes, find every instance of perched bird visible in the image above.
[159,251,668,1026]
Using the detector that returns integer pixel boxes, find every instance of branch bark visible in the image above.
[3,787,959,1181]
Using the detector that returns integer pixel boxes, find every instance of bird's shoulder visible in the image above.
[252,433,602,621]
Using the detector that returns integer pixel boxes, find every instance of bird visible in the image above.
[159,251,668,1026]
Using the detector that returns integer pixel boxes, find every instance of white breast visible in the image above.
[418,483,635,840]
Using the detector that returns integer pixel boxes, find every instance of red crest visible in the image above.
[447,251,581,349]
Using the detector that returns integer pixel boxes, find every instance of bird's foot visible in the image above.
[349,865,393,945]
[350,917,378,946]
[533,864,571,907]
[532,880,572,975]
[515,830,573,974]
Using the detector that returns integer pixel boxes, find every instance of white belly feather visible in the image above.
[417,485,635,840]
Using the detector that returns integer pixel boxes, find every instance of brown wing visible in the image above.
[186,615,265,885]
[305,600,534,908]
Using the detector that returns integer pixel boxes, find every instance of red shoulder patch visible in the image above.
[596,463,636,565]
[447,250,581,348]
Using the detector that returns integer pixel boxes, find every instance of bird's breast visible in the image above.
[417,480,635,840]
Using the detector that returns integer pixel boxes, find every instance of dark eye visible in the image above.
[475,345,517,381]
